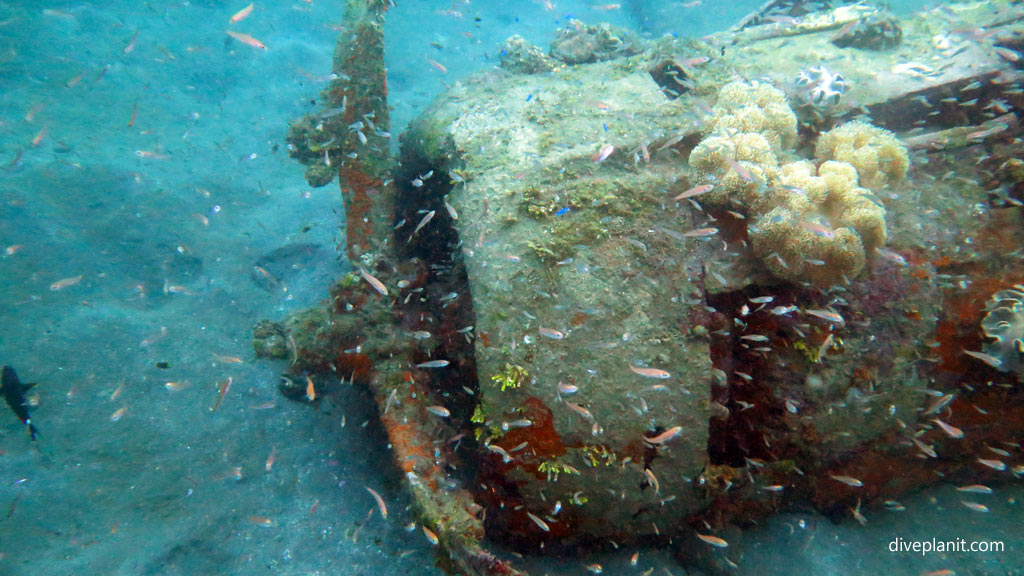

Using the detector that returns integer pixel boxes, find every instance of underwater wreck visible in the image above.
[256,0,1024,573]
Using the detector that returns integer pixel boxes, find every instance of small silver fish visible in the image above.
[426,405,451,418]
[359,267,388,297]
[539,327,565,339]
[565,402,594,421]
[806,308,845,327]
[770,305,798,316]
[963,349,1002,369]
[443,198,459,220]
[643,426,682,445]
[557,382,579,395]
[956,485,992,494]
[408,210,436,241]
[829,474,863,487]
[977,458,1006,471]
[911,437,937,458]
[594,144,615,163]
[526,511,550,532]
[875,247,907,266]
[931,418,964,439]
[682,227,718,238]
[486,444,512,463]
[673,184,714,201]
[629,365,671,379]
[961,501,989,513]
[416,360,450,369]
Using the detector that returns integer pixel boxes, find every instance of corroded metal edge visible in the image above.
[307,1,526,574]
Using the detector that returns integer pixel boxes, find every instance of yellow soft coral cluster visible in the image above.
[687,82,907,287]
[705,81,798,150]
[689,132,778,208]
[751,160,888,285]
[815,121,909,189]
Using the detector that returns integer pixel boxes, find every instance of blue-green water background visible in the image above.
[0,1,1020,574]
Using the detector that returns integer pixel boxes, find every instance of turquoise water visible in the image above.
[1,1,1022,575]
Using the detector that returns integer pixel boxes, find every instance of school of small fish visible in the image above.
[5,2,1023,575]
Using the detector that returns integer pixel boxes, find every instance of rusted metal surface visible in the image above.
[391,0,1024,553]
[263,0,1024,571]
[273,1,528,574]
[285,0,394,264]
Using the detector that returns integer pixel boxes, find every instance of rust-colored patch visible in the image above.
[497,396,566,462]
[381,415,439,479]
[803,383,1024,516]
[332,352,373,384]
[708,208,750,245]
[338,166,381,261]
[974,208,1024,254]
[852,365,877,385]
[932,270,1024,373]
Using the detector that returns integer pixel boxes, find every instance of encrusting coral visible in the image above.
[687,81,906,287]
[980,285,1024,376]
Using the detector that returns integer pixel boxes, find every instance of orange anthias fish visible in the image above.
[359,266,388,296]
[673,184,714,201]
[31,126,48,147]
[629,365,671,379]
[213,353,244,364]
[422,524,440,545]
[829,474,863,487]
[304,374,316,402]
[229,3,254,23]
[365,486,388,519]
[593,144,615,163]
[427,58,447,74]
[49,274,83,291]
[211,377,232,411]
[696,533,728,548]
[643,425,683,445]
[932,418,964,439]
[226,30,266,50]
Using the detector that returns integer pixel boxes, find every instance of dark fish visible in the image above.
[1,366,39,440]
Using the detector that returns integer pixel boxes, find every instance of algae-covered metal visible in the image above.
[404,42,728,542]
[389,0,1024,551]
[262,0,1024,571]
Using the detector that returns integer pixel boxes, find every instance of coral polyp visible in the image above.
[689,81,905,287]
[981,286,1024,376]
[794,65,849,110]
[815,120,910,189]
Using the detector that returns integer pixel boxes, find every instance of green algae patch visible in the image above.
[492,363,530,392]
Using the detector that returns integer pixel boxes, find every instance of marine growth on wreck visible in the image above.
[265,1,1024,575]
